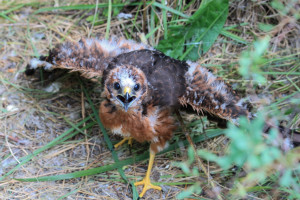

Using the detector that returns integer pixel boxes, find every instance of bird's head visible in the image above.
[104,65,148,112]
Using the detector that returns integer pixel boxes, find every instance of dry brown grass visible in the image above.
[0,0,299,199]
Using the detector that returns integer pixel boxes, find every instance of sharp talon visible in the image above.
[134,178,162,197]
[135,152,160,197]
[114,137,133,149]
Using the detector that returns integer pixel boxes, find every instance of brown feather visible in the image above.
[25,37,298,198]
[179,61,251,124]
[99,100,175,153]
[103,49,188,107]
[26,37,152,81]
[26,37,252,148]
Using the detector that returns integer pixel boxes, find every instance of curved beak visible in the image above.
[123,92,131,112]
[116,86,136,112]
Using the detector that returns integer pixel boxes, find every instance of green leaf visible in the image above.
[258,23,275,32]
[157,30,185,59]
[271,0,286,15]
[182,0,229,60]
[253,36,270,58]
[157,0,229,61]
[197,149,219,162]
[238,37,270,84]
[177,162,191,175]
[187,146,195,165]
[86,15,97,22]
[176,182,201,199]
[280,169,292,187]
[0,108,8,113]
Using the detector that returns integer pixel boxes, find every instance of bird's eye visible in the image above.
[134,83,140,91]
[114,82,120,90]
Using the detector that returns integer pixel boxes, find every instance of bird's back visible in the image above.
[104,49,189,107]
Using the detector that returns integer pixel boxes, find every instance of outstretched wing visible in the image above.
[26,37,250,123]
[179,61,251,125]
[26,37,153,81]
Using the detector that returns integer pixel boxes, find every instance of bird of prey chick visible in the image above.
[26,37,252,197]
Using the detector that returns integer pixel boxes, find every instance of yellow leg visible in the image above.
[128,137,133,146]
[134,152,162,197]
[114,137,133,149]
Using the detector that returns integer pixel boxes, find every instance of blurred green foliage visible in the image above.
[198,114,281,170]
[175,33,299,198]
[239,36,270,85]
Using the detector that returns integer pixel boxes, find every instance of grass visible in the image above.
[0,0,299,199]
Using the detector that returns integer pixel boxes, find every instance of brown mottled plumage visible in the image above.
[179,61,250,124]
[26,37,251,197]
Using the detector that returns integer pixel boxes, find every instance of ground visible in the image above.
[0,0,299,200]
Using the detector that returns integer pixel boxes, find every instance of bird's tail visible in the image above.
[179,61,252,125]
[25,37,153,81]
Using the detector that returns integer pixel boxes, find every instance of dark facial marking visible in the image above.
[108,105,117,113]
[104,101,117,113]
[142,104,148,116]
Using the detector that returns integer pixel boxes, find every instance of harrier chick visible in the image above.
[26,37,251,197]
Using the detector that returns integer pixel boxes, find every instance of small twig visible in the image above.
[175,110,223,200]
[0,108,25,119]
[0,134,21,143]
[142,0,147,34]
[4,116,21,164]
[112,184,122,199]
[0,23,45,27]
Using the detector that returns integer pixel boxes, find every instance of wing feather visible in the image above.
[179,61,251,124]
[26,37,153,81]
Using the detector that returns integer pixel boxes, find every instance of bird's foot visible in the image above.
[134,177,161,197]
[114,137,133,149]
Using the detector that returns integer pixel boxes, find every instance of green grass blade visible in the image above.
[221,29,249,44]
[145,26,159,39]
[151,2,189,18]
[2,4,26,14]
[105,0,112,40]
[0,78,48,93]
[57,188,80,200]
[79,80,130,185]
[260,72,300,75]
[0,3,27,22]
[162,0,168,39]
[15,129,224,182]
[33,3,142,14]
[0,13,16,23]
